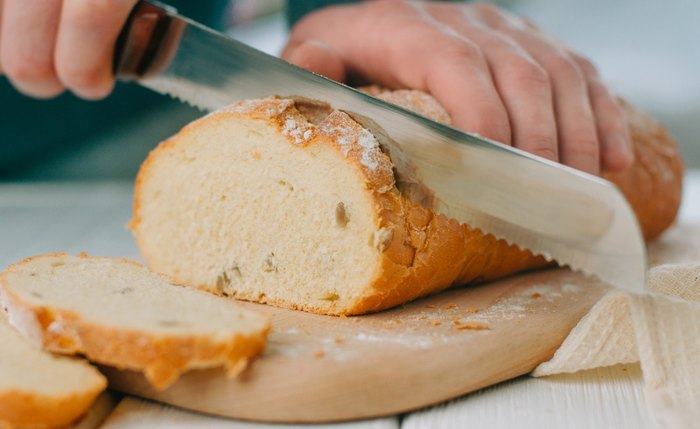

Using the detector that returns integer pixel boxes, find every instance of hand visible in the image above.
[282,0,633,174]
[0,0,137,99]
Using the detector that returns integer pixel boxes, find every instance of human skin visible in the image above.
[0,0,631,174]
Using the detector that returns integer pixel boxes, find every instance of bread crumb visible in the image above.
[444,304,457,310]
[314,350,325,358]
[418,315,428,320]
[467,307,480,314]
[339,314,348,319]
[430,319,441,326]
[454,320,491,331]
[425,304,437,309]
[393,319,402,324]
[531,292,542,299]
[334,337,343,344]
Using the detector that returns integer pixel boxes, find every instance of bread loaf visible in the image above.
[131,90,683,316]
[0,254,270,390]
[0,312,106,429]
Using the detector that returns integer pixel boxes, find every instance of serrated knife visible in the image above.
[114,1,647,291]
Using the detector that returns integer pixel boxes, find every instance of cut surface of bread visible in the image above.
[0,254,270,390]
[131,91,683,316]
[0,312,106,429]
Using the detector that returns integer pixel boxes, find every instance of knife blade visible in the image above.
[114,1,647,291]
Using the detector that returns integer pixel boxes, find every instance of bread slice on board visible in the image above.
[0,254,270,390]
[0,311,106,429]
[131,90,683,316]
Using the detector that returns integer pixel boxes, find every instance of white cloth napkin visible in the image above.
[533,237,700,428]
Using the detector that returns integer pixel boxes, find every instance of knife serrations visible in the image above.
[124,4,647,291]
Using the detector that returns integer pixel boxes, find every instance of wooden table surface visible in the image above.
[2,172,698,428]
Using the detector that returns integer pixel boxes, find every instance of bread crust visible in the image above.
[132,91,683,315]
[0,253,270,390]
[602,99,684,241]
[0,389,104,429]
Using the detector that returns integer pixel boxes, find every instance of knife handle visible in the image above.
[114,1,182,80]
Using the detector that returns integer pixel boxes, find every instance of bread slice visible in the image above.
[0,311,106,429]
[131,90,683,316]
[0,254,270,390]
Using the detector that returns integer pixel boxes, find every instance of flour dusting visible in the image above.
[282,117,314,144]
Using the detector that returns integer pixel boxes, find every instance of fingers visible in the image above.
[281,39,346,82]
[478,41,559,161]
[287,0,511,144]
[508,34,600,174]
[539,51,599,174]
[421,37,511,144]
[573,56,633,171]
[495,55,559,160]
[0,0,64,98]
[55,0,138,99]
[463,4,611,174]
[427,5,558,160]
[378,1,510,143]
[283,0,625,175]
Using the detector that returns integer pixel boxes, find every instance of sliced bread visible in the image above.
[0,312,106,429]
[130,90,683,316]
[0,254,270,390]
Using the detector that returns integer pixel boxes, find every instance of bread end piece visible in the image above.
[0,311,106,429]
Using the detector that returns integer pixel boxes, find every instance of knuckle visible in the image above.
[436,38,483,64]
[508,58,550,89]
[545,53,583,81]
[524,135,558,160]
[566,136,599,159]
[532,146,558,161]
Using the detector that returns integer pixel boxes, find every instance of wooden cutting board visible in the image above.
[103,267,609,423]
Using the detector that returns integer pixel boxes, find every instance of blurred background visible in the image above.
[0,0,697,181]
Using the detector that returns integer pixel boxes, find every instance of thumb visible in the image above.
[281,39,347,83]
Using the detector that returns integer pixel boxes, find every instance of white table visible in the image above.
[2,173,698,428]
